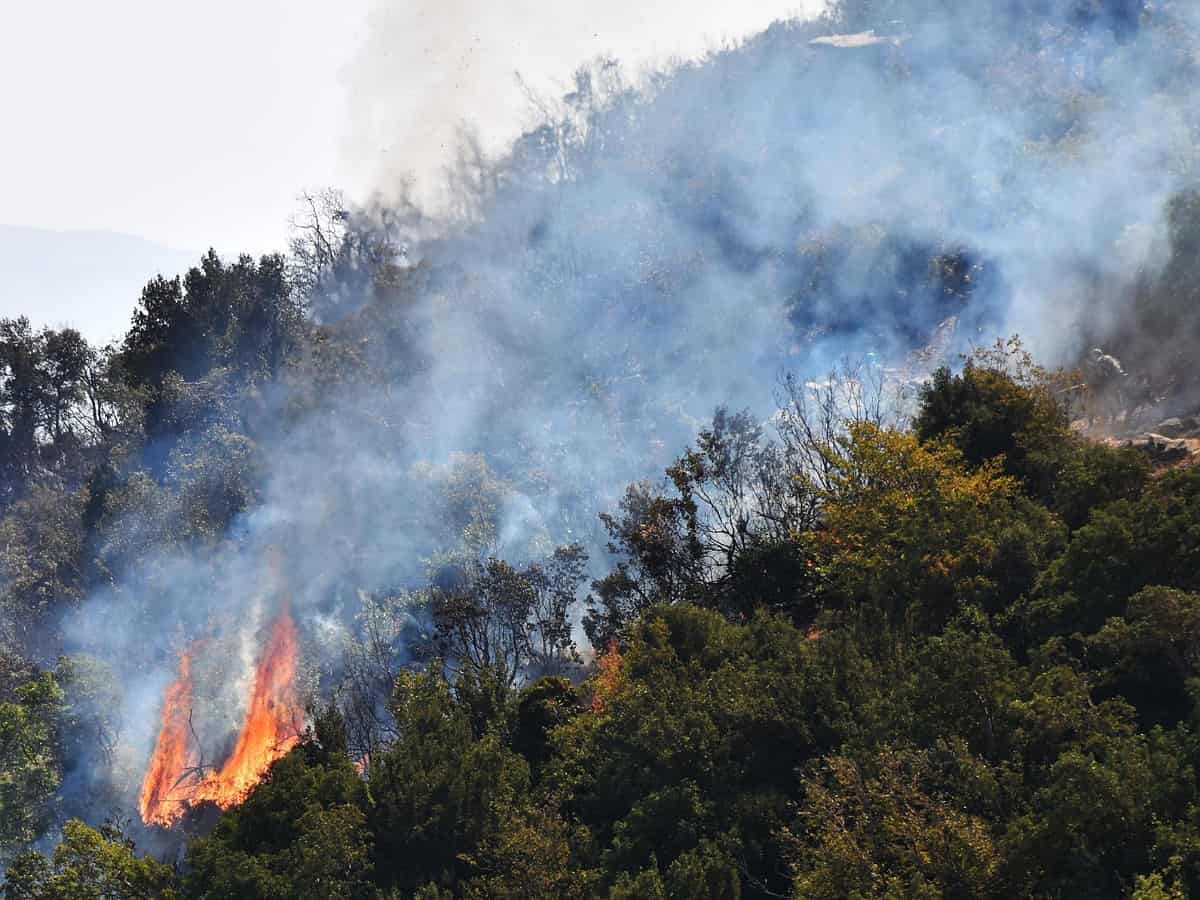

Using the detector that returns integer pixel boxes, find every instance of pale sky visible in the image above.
[0,0,821,339]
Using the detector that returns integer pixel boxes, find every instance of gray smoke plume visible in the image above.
[342,0,828,210]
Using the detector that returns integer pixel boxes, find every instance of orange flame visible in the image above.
[138,609,303,828]
[137,648,198,827]
[196,609,302,809]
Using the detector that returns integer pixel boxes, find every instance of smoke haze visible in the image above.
[344,0,826,209]
[40,0,1200,837]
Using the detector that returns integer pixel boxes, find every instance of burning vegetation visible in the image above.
[137,646,198,827]
[138,610,302,828]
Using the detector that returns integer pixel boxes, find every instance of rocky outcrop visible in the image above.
[1121,432,1200,466]
[1149,416,1200,439]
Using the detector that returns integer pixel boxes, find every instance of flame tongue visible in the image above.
[138,649,198,827]
[197,609,302,808]
[138,609,302,827]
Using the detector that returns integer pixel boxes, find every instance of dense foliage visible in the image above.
[8,329,1200,897]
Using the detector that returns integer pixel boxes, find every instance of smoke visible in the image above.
[49,0,1200,837]
[343,0,826,209]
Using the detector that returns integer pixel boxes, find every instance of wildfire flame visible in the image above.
[138,609,303,828]
[137,647,197,827]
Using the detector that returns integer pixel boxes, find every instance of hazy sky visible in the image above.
[1,0,820,337]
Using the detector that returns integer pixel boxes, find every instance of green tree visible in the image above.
[787,747,1000,899]
[0,487,85,652]
[2,819,180,900]
[1028,467,1200,639]
[367,669,531,895]
[0,320,104,506]
[460,800,598,899]
[120,252,299,443]
[550,605,856,897]
[915,354,1071,503]
[813,422,1063,629]
[0,673,63,862]
[1088,587,1200,727]
[1052,441,1149,531]
[510,676,583,782]
[185,744,372,900]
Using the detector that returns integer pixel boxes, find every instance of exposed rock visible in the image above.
[1123,432,1199,465]
[1151,416,1200,438]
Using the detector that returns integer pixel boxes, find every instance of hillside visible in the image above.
[5,0,1200,897]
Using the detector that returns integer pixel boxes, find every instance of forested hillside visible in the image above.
[6,0,1200,897]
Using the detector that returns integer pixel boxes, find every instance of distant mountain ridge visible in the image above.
[0,224,198,344]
